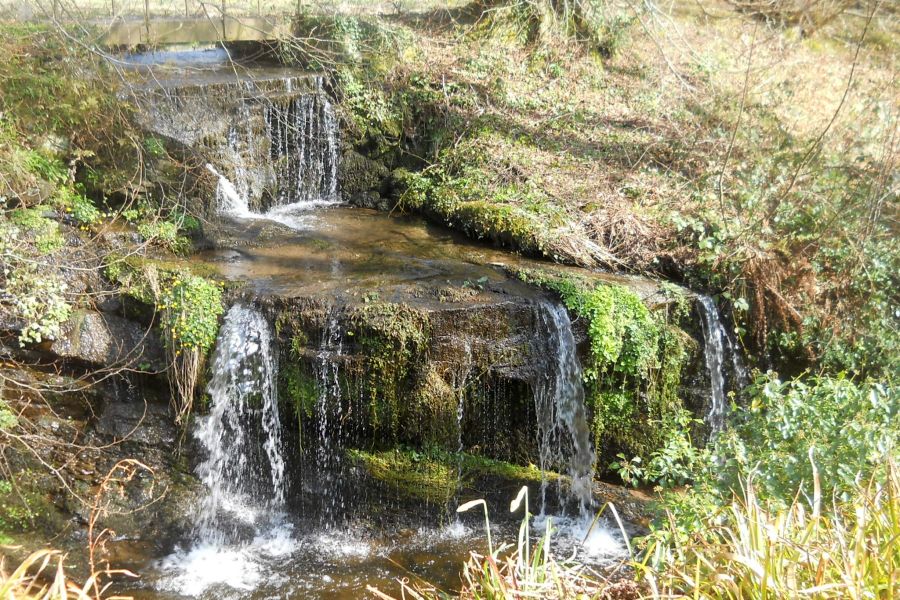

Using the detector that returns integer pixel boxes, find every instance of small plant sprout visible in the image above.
[510,485,530,574]
[457,498,492,556]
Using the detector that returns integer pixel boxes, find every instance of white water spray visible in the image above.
[158,304,293,595]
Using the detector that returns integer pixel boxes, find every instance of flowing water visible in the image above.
[121,49,634,598]
[158,304,295,596]
[527,301,620,560]
[697,295,748,435]
[532,301,596,517]
[207,74,340,229]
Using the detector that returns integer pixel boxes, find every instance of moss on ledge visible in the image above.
[518,268,696,472]
[348,447,553,504]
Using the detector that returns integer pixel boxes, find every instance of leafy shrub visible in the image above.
[612,410,707,488]
[53,185,100,225]
[4,267,71,345]
[157,273,224,353]
[138,220,190,254]
[715,374,898,503]
[24,150,67,184]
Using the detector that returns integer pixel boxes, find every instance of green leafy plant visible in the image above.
[4,263,70,344]
[8,207,64,253]
[158,273,224,353]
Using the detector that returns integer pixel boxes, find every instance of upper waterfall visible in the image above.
[133,72,340,222]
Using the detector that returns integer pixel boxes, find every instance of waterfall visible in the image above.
[533,300,596,517]
[158,304,294,596]
[697,295,748,435]
[139,73,341,228]
[209,76,340,227]
[194,303,286,542]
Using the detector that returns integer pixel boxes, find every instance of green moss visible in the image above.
[0,472,55,537]
[348,447,552,503]
[392,167,553,256]
[348,302,430,438]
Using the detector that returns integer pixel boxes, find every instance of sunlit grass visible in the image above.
[0,548,135,599]
[640,460,900,599]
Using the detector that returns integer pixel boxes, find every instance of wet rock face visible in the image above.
[1,310,165,372]
[0,368,197,564]
[50,311,165,371]
[268,293,551,463]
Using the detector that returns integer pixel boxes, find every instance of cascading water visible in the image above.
[198,76,340,228]
[158,304,294,596]
[312,312,348,527]
[532,300,596,517]
[530,300,625,560]
[697,295,748,435]
[266,88,339,205]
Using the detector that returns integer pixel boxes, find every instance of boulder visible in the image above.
[49,310,165,371]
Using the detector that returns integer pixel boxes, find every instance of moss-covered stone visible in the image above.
[348,448,552,504]
[348,302,431,437]
[518,268,698,472]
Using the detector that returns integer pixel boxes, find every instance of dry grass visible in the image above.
[0,549,134,600]
[640,461,900,599]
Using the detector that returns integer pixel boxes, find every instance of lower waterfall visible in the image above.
[158,304,295,596]
[533,300,596,517]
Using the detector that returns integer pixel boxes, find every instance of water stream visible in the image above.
[124,51,632,598]
[159,304,295,596]
[206,75,340,230]
[697,295,749,435]
[532,301,596,517]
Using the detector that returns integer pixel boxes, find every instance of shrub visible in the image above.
[158,273,224,354]
[715,374,898,504]
[53,185,100,225]
[137,220,190,254]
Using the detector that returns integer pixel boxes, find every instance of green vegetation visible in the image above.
[349,447,549,503]
[106,258,223,420]
[0,2,897,597]
[638,462,900,599]
[157,273,224,354]
[519,269,693,474]
[8,207,65,254]
[106,258,223,354]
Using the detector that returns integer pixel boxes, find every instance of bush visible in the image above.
[715,374,898,504]
[157,273,224,354]
[137,220,190,254]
